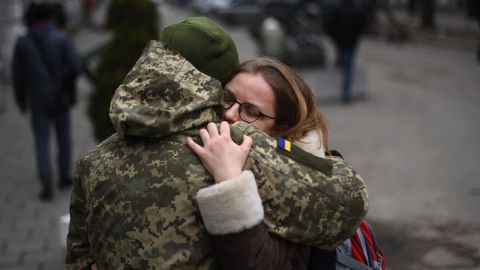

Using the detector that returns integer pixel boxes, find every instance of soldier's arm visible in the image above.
[66,159,95,269]
[197,122,368,250]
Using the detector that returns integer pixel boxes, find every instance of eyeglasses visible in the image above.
[223,92,275,123]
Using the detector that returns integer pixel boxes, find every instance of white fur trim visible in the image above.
[294,130,326,158]
[196,170,264,235]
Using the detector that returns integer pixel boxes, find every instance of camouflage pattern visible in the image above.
[231,123,368,249]
[66,40,368,269]
[109,41,223,138]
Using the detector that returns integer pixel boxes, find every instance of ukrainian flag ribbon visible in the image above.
[278,137,291,152]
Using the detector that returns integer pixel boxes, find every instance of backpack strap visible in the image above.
[356,227,372,267]
[337,252,374,270]
[29,35,55,82]
[337,223,383,270]
[365,222,384,269]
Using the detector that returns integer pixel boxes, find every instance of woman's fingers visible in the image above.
[199,128,210,144]
[186,123,253,183]
[186,137,205,157]
[219,121,230,138]
[241,135,253,152]
[207,122,220,138]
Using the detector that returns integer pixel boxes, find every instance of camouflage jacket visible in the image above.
[66,41,368,269]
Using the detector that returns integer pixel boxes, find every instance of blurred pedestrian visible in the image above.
[51,2,80,105]
[51,2,69,31]
[324,0,367,103]
[467,0,480,63]
[12,2,81,201]
[407,0,417,16]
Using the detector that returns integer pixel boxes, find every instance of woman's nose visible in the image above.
[222,103,240,123]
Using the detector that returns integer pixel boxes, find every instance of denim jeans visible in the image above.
[339,49,355,101]
[31,107,71,189]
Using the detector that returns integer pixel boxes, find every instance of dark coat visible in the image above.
[12,22,80,111]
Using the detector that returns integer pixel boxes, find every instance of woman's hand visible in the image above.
[187,121,252,183]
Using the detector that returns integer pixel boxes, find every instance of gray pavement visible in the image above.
[0,2,479,269]
[325,38,480,269]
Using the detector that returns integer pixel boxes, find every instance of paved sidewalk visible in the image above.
[324,38,480,269]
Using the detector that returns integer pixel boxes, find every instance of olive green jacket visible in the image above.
[66,41,368,269]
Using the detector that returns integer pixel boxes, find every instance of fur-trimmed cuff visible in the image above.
[196,170,264,235]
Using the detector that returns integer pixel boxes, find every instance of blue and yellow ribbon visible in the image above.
[278,137,291,152]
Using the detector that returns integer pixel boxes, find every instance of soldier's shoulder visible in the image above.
[79,134,121,163]
[325,155,367,193]
[230,122,258,133]
[230,122,267,141]
[326,155,357,174]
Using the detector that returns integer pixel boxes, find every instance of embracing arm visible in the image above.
[188,122,309,269]
[189,122,368,250]
[232,122,368,250]
[195,168,310,270]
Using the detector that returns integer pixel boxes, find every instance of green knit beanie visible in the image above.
[161,17,239,85]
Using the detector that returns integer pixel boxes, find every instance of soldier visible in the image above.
[66,17,368,269]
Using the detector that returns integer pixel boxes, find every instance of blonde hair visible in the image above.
[233,57,329,152]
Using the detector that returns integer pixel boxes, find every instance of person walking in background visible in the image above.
[467,0,480,63]
[50,2,80,105]
[324,0,366,103]
[51,2,69,32]
[408,0,417,16]
[12,2,81,201]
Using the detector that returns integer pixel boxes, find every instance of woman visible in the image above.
[187,57,337,269]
